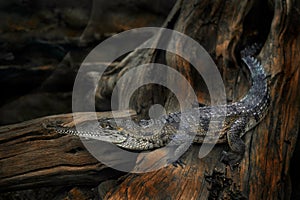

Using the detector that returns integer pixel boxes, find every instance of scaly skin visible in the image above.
[46,45,270,167]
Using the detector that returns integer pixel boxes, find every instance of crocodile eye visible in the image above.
[139,119,150,127]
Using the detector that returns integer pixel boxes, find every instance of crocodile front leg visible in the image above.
[221,116,248,169]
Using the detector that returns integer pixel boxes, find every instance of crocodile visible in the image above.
[46,44,270,168]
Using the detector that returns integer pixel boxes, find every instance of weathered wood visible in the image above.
[105,145,240,199]
[95,0,184,119]
[96,0,300,199]
[0,111,136,191]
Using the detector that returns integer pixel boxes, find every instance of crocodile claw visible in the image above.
[172,159,186,168]
[220,151,242,170]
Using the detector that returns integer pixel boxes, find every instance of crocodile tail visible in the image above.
[240,43,262,58]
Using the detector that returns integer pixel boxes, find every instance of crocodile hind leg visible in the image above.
[220,116,248,169]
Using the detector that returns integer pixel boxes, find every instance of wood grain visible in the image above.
[0,111,135,191]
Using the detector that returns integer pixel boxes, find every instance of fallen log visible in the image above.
[0,111,136,191]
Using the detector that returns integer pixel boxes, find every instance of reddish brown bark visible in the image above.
[102,0,300,199]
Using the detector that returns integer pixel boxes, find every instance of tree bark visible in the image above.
[98,0,300,199]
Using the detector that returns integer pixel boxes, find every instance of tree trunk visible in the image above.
[99,0,300,199]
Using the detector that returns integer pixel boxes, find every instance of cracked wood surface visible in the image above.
[0,111,135,191]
